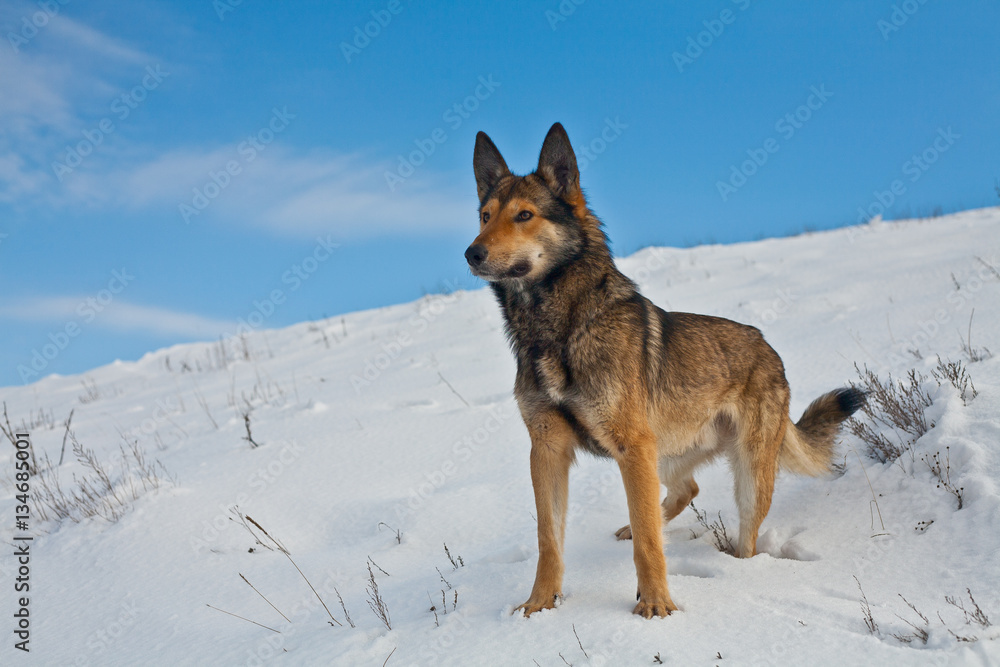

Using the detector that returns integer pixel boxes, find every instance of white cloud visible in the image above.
[1,298,235,339]
[0,6,474,240]
[74,144,476,239]
[0,3,156,203]
[45,13,149,65]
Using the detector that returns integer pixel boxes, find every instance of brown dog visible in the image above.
[465,123,864,618]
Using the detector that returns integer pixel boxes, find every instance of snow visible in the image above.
[2,208,1000,666]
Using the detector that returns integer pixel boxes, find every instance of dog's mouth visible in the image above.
[506,260,532,279]
[469,259,532,281]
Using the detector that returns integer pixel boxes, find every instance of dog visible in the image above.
[465,122,865,618]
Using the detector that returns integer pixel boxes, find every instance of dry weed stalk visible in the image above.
[847,364,933,463]
[366,562,392,630]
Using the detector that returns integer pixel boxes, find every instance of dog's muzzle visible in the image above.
[465,244,488,270]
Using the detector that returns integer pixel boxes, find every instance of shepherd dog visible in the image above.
[464,122,865,618]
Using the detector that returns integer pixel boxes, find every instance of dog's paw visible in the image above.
[615,524,633,540]
[514,594,560,617]
[632,597,677,619]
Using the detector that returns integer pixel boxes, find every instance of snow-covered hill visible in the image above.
[2,208,1000,666]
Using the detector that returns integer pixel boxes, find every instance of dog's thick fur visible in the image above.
[466,123,865,618]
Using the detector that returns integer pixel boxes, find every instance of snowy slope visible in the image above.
[2,208,1000,666]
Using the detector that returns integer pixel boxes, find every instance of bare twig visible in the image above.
[58,409,75,466]
[893,594,929,644]
[437,371,470,408]
[335,588,355,628]
[960,309,992,362]
[240,573,290,623]
[206,604,281,633]
[976,255,1000,281]
[855,576,879,635]
[378,522,401,544]
[0,402,16,446]
[443,543,463,569]
[229,507,274,551]
[572,623,589,659]
[850,444,887,535]
[194,385,219,430]
[946,588,991,628]
[244,514,342,627]
[241,406,262,448]
[368,556,390,577]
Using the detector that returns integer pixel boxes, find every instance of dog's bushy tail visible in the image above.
[779,388,866,475]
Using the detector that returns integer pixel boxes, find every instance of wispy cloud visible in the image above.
[1,298,235,339]
[0,5,472,240]
[45,13,149,65]
[57,144,474,239]
[0,2,156,203]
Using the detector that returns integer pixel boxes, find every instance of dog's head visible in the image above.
[465,123,589,283]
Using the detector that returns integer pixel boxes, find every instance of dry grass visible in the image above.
[923,447,965,510]
[367,561,392,630]
[689,502,735,555]
[854,584,993,646]
[230,509,343,627]
[933,357,978,406]
[855,576,879,635]
[164,334,268,374]
[960,310,992,363]
[30,433,173,523]
[847,364,933,464]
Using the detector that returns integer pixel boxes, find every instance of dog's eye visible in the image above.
[481,211,490,224]
[516,210,533,221]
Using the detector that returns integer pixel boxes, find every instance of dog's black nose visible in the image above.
[465,244,488,268]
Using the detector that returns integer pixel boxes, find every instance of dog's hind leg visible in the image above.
[516,408,576,616]
[615,451,706,540]
[728,419,784,558]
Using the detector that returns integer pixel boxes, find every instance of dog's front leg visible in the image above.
[516,410,575,616]
[617,434,677,618]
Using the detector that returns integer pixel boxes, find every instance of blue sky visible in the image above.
[1,0,998,388]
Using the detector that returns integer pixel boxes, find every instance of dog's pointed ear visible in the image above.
[473,131,510,201]
[537,122,582,204]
